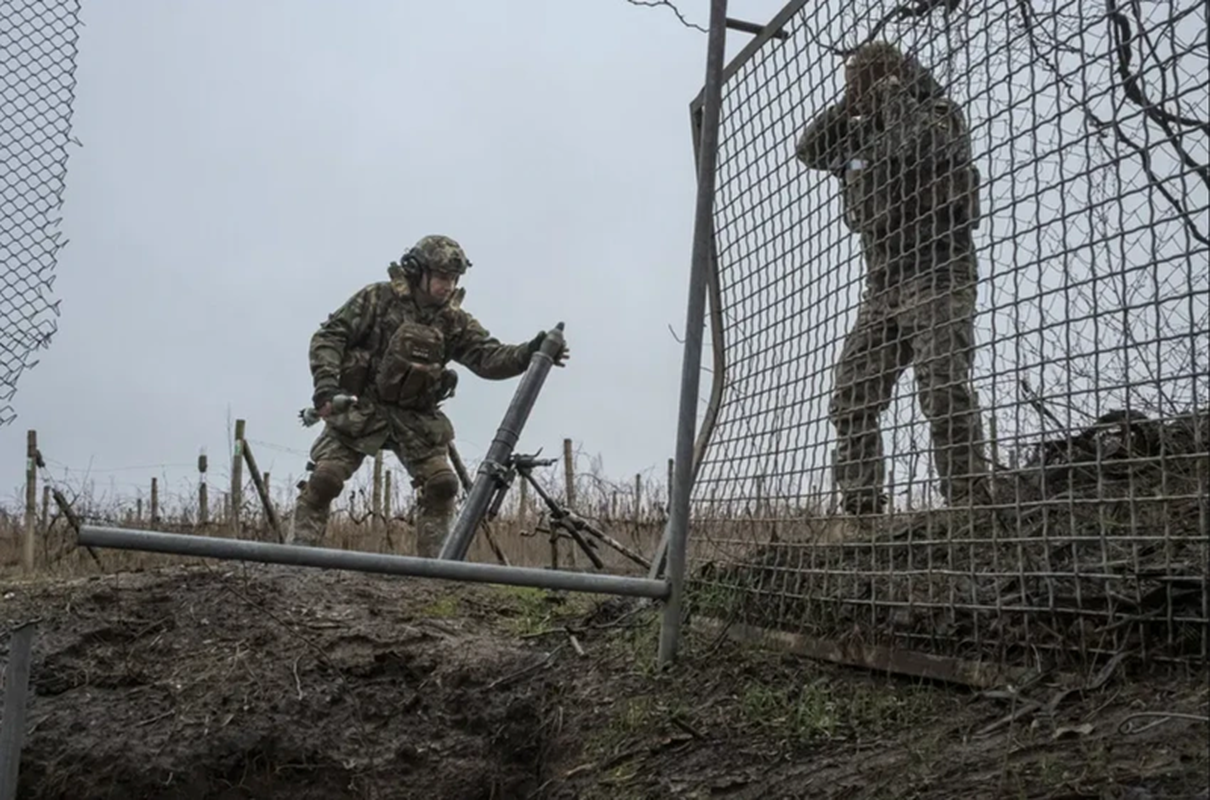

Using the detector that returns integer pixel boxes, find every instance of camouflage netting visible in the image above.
[693,409,1209,670]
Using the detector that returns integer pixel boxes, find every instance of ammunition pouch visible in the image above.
[338,349,373,396]
[376,321,448,406]
[842,159,981,240]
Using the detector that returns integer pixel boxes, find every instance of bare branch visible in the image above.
[623,0,707,33]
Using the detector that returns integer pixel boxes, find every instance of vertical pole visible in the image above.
[22,430,36,572]
[231,419,245,538]
[136,497,143,525]
[198,452,209,528]
[634,473,642,521]
[519,478,530,528]
[0,621,37,800]
[667,458,674,513]
[372,450,384,538]
[150,478,159,524]
[658,0,728,668]
[384,470,392,521]
[562,437,577,568]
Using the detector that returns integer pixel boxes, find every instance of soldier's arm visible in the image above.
[309,284,379,402]
[795,101,852,172]
[447,312,532,380]
[869,77,972,169]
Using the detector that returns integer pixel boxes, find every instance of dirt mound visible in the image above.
[2,566,562,799]
[2,561,1206,799]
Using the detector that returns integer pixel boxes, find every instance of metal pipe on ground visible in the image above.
[77,525,669,599]
[657,0,730,668]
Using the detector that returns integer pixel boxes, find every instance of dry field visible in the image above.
[0,472,1207,799]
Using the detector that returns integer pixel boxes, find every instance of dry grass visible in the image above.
[0,450,672,580]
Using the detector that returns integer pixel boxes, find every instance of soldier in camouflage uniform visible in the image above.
[291,234,569,555]
[795,41,987,514]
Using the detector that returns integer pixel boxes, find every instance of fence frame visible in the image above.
[649,0,808,580]
[659,0,1210,674]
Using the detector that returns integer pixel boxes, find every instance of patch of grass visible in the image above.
[489,585,601,636]
[735,675,940,745]
[417,594,461,618]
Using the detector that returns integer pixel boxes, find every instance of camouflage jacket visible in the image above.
[796,76,981,249]
[308,263,533,445]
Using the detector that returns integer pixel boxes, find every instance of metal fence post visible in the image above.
[657,0,729,668]
[0,621,37,800]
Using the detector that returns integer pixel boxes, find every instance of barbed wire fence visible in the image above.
[686,0,1208,674]
[0,0,83,426]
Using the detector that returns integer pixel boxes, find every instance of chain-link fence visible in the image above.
[687,0,1209,671]
[0,0,82,426]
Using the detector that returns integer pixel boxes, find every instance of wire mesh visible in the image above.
[0,0,82,426]
[687,0,1209,670]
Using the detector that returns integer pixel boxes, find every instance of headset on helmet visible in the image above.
[398,234,472,281]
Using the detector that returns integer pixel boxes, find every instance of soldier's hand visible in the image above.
[312,388,336,417]
[527,331,570,367]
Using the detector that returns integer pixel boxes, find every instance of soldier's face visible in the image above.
[423,271,458,303]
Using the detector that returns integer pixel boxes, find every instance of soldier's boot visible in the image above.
[841,489,886,517]
[289,463,347,547]
[289,499,331,547]
[412,469,460,558]
[414,512,452,559]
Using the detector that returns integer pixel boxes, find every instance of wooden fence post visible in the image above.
[23,430,36,572]
[518,478,530,528]
[241,438,282,542]
[198,452,209,528]
[372,450,384,537]
[150,477,159,524]
[559,437,578,568]
[384,469,392,522]
[231,419,245,537]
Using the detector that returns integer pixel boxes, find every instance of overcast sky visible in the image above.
[2,0,793,512]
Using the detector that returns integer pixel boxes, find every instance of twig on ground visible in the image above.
[487,644,567,691]
[1117,710,1210,735]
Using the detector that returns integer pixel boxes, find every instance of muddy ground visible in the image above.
[1,562,1207,799]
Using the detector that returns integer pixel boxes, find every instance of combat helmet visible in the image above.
[399,234,472,280]
[844,41,944,105]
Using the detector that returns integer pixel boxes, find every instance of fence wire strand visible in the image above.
[687,0,1209,670]
[0,0,82,426]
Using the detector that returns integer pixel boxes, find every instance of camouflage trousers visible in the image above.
[289,408,461,557]
[829,270,988,513]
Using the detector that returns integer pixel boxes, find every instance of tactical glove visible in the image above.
[312,386,338,410]
[527,331,569,367]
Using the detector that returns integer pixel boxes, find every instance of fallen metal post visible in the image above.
[439,323,566,561]
[0,621,37,800]
[78,524,669,599]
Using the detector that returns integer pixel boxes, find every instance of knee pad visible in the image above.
[304,464,346,505]
[420,470,460,507]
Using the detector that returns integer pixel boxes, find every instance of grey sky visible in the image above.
[2,0,791,511]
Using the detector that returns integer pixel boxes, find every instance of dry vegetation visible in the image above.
[1,440,1207,798]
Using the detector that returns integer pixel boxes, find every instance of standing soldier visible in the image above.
[795,41,987,515]
[291,234,569,555]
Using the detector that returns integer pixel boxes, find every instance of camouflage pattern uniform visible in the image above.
[291,235,553,555]
[795,42,987,514]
